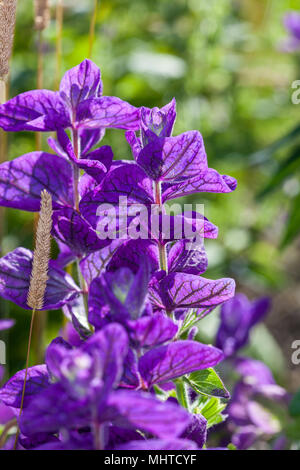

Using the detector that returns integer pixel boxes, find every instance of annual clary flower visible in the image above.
[0,59,238,450]
[281,11,300,52]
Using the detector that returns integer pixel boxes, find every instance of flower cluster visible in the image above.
[215,295,288,449]
[0,59,237,450]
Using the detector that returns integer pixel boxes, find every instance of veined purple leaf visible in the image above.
[162,168,237,201]
[59,59,102,112]
[76,96,140,131]
[159,272,235,310]
[79,128,105,156]
[168,240,208,275]
[0,152,74,211]
[52,207,110,256]
[79,162,154,227]
[137,131,207,182]
[0,365,49,409]
[79,240,124,286]
[0,90,69,132]
[0,248,80,310]
[139,341,224,387]
[106,390,191,438]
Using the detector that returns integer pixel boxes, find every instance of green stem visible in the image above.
[13,309,36,449]
[176,381,190,411]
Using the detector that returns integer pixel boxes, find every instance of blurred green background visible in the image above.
[1,0,300,392]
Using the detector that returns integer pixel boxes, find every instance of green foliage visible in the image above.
[197,396,227,428]
[289,389,300,417]
[185,368,230,399]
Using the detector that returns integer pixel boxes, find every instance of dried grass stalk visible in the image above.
[0,0,17,80]
[27,190,53,310]
[34,0,50,31]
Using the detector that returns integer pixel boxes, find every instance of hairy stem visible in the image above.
[175,381,190,411]
[154,181,168,274]
[13,309,36,449]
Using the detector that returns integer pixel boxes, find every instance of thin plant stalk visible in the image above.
[13,190,52,449]
[13,308,36,449]
[88,0,98,58]
[55,0,63,90]
[34,1,51,363]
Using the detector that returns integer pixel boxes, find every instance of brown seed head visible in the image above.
[0,0,17,80]
[27,190,53,310]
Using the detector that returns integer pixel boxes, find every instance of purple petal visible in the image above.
[107,239,159,274]
[0,365,49,409]
[232,425,258,450]
[119,349,140,390]
[80,162,153,228]
[0,247,80,310]
[247,401,280,435]
[128,314,178,348]
[168,240,208,275]
[139,341,224,387]
[76,96,140,130]
[82,324,129,390]
[0,90,69,131]
[107,390,191,438]
[0,152,74,211]
[181,414,207,449]
[80,128,105,156]
[59,59,102,112]
[0,319,15,331]
[20,383,91,435]
[141,98,177,144]
[162,169,237,201]
[137,131,207,182]
[115,438,197,450]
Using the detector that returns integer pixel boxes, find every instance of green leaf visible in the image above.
[257,146,300,200]
[250,124,300,167]
[281,192,300,248]
[289,389,300,417]
[185,368,230,399]
[198,396,227,428]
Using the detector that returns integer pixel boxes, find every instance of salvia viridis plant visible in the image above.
[0,58,242,450]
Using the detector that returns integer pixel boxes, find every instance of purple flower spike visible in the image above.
[215,294,271,357]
